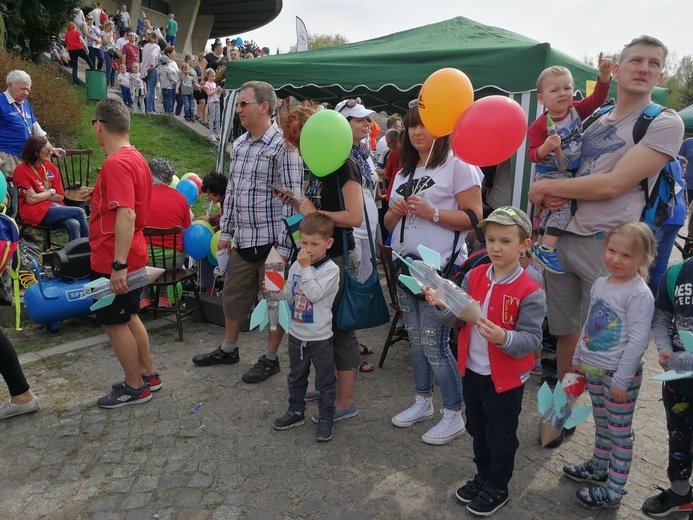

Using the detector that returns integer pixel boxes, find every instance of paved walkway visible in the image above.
[0,297,687,520]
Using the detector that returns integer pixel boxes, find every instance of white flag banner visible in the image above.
[296,16,308,52]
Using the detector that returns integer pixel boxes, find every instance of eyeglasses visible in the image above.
[235,101,263,109]
[86,17,94,21]
[91,119,108,125]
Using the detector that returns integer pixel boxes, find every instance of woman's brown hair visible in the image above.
[399,105,451,178]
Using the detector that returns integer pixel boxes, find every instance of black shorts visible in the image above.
[194,90,207,103]
[90,271,141,326]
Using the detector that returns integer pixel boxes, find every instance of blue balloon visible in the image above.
[235,37,243,46]
[176,179,199,206]
[0,174,6,205]
[183,225,213,260]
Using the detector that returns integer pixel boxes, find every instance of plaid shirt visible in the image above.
[220,123,303,257]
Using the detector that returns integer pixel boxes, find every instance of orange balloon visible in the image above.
[419,68,474,137]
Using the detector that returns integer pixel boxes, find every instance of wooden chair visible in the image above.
[7,176,64,251]
[144,226,207,341]
[53,149,92,215]
[377,242,408,368]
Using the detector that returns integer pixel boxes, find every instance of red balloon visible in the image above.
[188,174,203,194]
[452,96,527,167]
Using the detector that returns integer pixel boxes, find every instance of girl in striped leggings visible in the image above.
[561,222,656,509]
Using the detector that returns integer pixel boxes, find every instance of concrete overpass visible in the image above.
[98,0,282,55]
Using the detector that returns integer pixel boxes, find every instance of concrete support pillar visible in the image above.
[189,13,214,56]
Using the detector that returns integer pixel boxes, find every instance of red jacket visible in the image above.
[458,264,541,393]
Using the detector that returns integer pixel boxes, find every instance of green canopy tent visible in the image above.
[218,16,670,209]
[680,105,693,132]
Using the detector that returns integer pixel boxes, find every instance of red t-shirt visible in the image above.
[384,149,401,201]
[65,30,83,51]
[122,43,140,70]
[89,146,151,274]
[147,184,191,251]
[12,161,66,226]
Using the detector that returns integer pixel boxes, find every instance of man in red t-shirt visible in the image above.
[83,99,158,409]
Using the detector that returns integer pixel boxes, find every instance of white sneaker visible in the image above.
[392,395,434,427]
[422,408,466,445]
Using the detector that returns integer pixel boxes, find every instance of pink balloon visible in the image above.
[452,96,527,167]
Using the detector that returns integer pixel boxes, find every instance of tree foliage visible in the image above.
[2,0,80,59]
[289,33,349,53]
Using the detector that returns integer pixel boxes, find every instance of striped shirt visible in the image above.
[220,123,303,257]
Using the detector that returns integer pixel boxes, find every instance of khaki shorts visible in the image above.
[222,251,264,321]
[544,233,609,336]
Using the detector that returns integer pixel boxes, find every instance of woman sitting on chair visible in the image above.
[13,136,89,243]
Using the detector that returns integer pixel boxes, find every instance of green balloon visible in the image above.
[210,230,221,257]
[170,175,180,189]
[299,110,353,177]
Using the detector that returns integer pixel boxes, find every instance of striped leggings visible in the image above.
[586,369,643,496]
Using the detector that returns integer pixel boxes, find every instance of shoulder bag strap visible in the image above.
[337,178,378,270]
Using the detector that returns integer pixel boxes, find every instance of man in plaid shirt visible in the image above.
[192,81,304,383]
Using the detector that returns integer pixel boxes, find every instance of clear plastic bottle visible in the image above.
[263,247,285,331]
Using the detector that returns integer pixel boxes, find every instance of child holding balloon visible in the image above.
[527,55,613,274]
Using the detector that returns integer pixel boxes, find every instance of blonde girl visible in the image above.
[563,221,656,509]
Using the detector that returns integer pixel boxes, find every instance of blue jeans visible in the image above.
[40,205,89,243]
[103,52,116,86]
[649,224,683,294]
[182,94,194,119]
[121,85,132,105]
[162,88,174,113]
[145,67,158,113]
[397,290,464,409]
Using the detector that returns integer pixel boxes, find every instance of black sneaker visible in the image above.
[456,474,486,504]
[642,485,693,517]
[563,460,608,484]
[273,409,305,430]
[97,382,152,409]
[315,417,334,442]
[242,355,280,383]
[111,373,162,392]
[466,482,509,516]
[192,346,240,367]
[541,372,558,389]
[541,357,557,371]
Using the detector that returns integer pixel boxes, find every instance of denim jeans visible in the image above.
[40,205,89,243]
[103,51,116,86]
[121,86,132,105]
[145,67,158,113]
[397,289,464,409]
[162,88,174,114]
[182,94,195,119]
[649,224,683,294]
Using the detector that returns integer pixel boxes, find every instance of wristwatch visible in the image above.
[432,208,440,223]
[111,261,128,271]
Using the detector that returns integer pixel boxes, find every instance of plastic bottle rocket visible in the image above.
[86,266,165,311]
[537,372,591,447]
[394,245,481,323]
[546,115,569,172]
[263,247,285,331]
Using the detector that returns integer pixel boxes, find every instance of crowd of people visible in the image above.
[2,30,693,518]
[50,6,271,143]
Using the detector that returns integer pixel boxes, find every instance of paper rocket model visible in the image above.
[249,247,291,332]
[651,331,693,381]
[538,372,591,447]
[394,244,482,323]
[85,266,165,312]
[546,114,569,172]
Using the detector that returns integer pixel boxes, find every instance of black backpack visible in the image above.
[448,209,491,287]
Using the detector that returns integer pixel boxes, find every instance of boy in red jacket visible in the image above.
[428,206,546,516]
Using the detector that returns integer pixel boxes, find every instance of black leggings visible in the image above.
[68,48,94,85]
[0,330,30,397]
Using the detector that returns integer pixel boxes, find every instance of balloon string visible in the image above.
[422,138,436,170]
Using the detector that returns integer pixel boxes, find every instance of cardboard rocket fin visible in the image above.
[564,406,591,430]
[538,381,553,415]
[552,381,567,411]
[89,294,116,311]
[679,331,693,352]
[249,299,268,331]
[651,370,693,382]
[417,245,441,270]
[397,274,422,295]
[278,300,291,333]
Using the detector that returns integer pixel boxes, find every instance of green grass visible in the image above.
[73,102,224,217]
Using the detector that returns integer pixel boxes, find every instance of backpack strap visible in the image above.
[464,209,485,244]
[635,104,666,205]
[665,260,686,307]
[581,103,615,133]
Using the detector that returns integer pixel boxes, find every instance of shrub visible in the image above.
[0,50,84,146]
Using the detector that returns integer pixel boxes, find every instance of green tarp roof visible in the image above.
[225,16,669,112]
[679,105,693,132]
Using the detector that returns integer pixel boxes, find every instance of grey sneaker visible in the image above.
[272,409,305,430]
[0,397,40,420]
[563,460,608,484]
[312,403,358,424]
[641,485,693,517]
[315,417,334,442]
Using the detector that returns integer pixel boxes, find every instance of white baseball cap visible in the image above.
[335,98,375,119]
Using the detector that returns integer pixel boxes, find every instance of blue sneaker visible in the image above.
[312,403,358,423]
[576,485,622,509]
[529,244,565,274]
